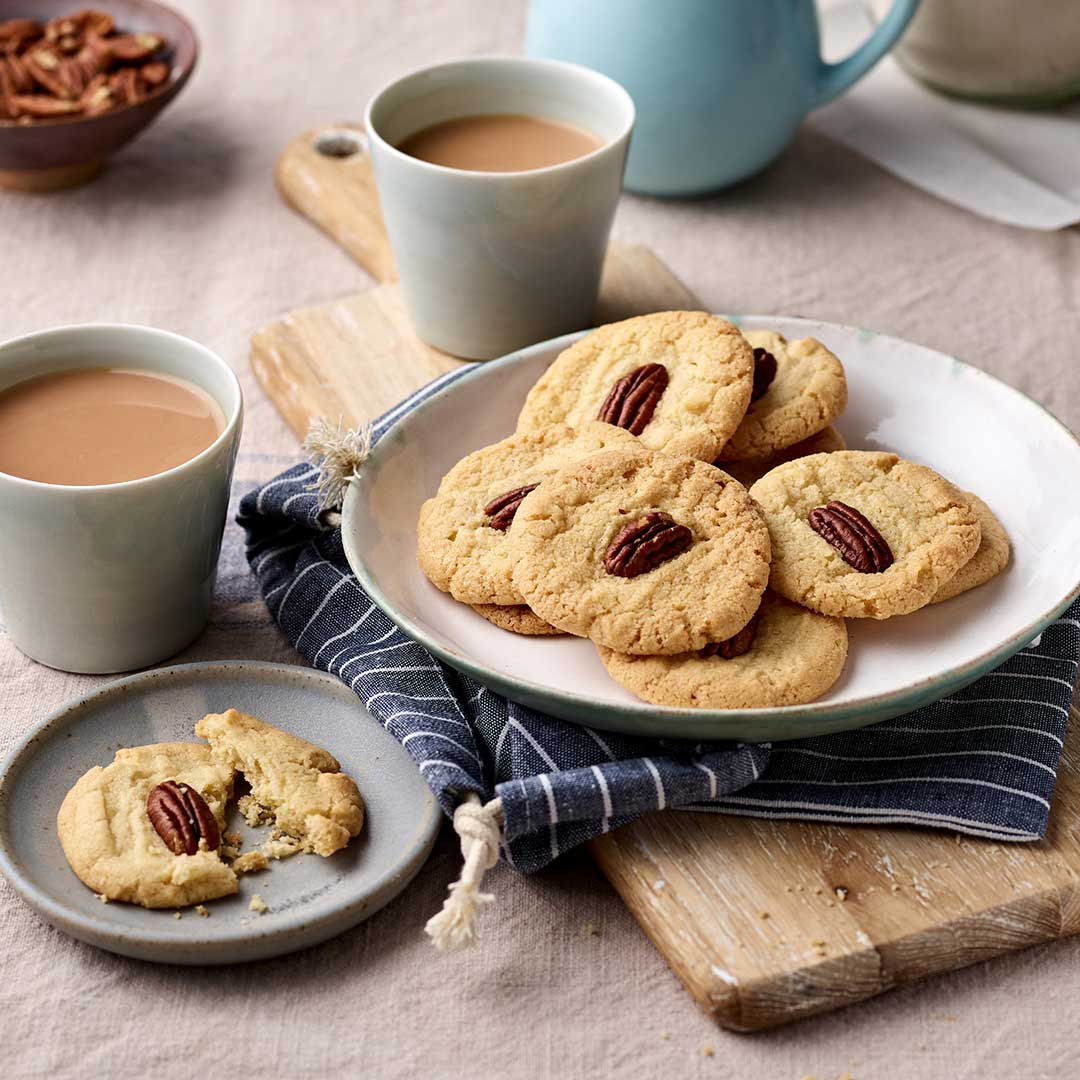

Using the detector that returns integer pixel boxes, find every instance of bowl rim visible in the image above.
[0,0,199,130]
[340,315,1080,741]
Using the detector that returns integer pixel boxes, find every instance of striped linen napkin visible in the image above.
[238,368,1079,945]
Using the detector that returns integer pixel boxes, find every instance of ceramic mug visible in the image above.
[870,0,1080,105]
[526,0,921,196]
[364,56,634,360]
[0,324,243,674]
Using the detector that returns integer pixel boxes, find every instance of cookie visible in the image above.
[470,603,565,636]
[930,492,1010,603]
[195,709,363,858]
[598,591,847,708]
[750,451,981,619]
[719,425,846,489]
[417,421,640,606]
[57,742,238,908]
[509,448,770,655]
[515,311,754,462]
[719,331,848,461]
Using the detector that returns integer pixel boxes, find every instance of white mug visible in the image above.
[365,56,634,361]
[0,324,243,674]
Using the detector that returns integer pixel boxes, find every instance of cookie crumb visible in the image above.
[583,922,599,937]
[835,887,848,902]
[758,910,770,920]
[224,831,242,846]
[814,886,823,895]
[659,1032,669,1041]
[249,894,268,914]
[173,911,182,920]
[195,905,209,918]
[233,851,269,875]
[97,893,108,904]
[262,832,304,860]
[702,1046,714,1057]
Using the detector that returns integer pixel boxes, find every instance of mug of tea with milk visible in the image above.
[526,0,921,196]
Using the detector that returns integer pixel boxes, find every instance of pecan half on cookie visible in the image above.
[597,363,668,435]
[603,511,692,577]
[808,501,894,573]
[147,779,221,855]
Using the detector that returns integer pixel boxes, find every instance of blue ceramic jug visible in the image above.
[526,0,920,196]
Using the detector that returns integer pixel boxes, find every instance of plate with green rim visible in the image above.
[0,661,440,964]
[341,315,1080,741]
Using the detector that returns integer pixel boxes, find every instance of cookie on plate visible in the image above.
[515,311,754,462]
[930,491,1010,604]
[719,331,848,461]
[196,709,363,858]
[417,421,640,606]
[598,591,847,708]
[509,448,770,655]
[750,451,981,619]
[470,603,564,636]
[57,742,238,908]
[718,425,847,489]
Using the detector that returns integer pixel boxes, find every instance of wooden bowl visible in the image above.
[0,0,198,191]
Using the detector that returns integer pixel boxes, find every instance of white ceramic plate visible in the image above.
[342,316,1080,741]
[0,662,440,964]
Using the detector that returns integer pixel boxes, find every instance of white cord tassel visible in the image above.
[302,416,373,512]
[425,793,503,951]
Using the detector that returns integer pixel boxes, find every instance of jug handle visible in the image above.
[812,0,920,108]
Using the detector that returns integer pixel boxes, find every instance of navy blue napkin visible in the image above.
[238,368,1079,872]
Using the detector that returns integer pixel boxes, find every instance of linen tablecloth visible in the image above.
[2,3,1080,1077]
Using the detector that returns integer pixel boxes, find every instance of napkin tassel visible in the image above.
[425,792,503,951]
[303,416,373,513]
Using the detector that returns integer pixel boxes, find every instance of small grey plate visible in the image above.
[0,661,441,964]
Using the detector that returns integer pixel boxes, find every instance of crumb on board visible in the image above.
[758,910,770,920]
[173,911,181,920]
[582,922,598,937]
[224,832,242,846]
[233,851,269,875]
[249,894,268,915]
[835,887,849,902]
[97,893,108,904]
[195,905,209,918]
[702,1046,714,1058]
[659,1032,669,1041]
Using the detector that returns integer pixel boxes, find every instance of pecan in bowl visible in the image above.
[0,1,197,191]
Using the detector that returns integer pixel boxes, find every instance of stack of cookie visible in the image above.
[417,311,1009,709]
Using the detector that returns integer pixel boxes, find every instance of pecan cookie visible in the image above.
[750,451,981,619]
[417,421,640,605]
[515,311,754,462]
[719,424,846,489]
[195,709,363,858]
[719,331,848,461]
[930,491,1010,604]
[57,742,238,908]
[509,449,770,654]
[598,591,848,708]
[470,603,564,636]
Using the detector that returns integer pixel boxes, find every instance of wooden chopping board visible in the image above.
[253,126,1080,1031]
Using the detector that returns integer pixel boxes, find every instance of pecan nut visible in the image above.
[147,780,221,856]
[701,610,759,659]
[751,347,777,403]
[604,511,693,577]
[0,11,167,123]
[598,363,668,435]
[484,483,538,531]
[808,500,894,573]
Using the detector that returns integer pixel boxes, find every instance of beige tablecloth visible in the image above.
[3,3,1080,1077]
